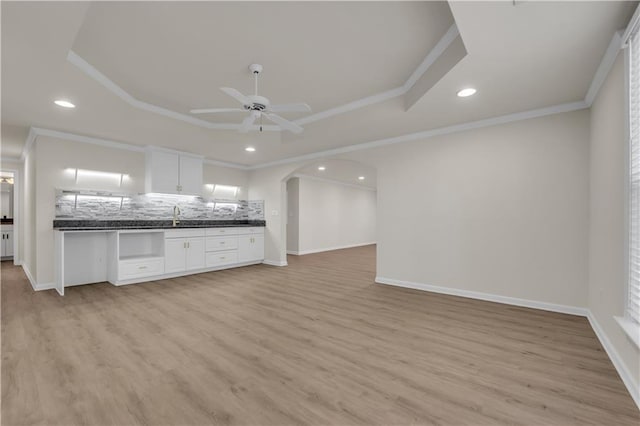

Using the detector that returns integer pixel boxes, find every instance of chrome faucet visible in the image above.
[172,205,181,227]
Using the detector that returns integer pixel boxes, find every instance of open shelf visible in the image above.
[119,232,164,260]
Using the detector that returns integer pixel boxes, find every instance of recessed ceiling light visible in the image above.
[358,176,365,180]
[456,88,476,98]
[318,166,326,171]
[54,99,75,108]
[245,147,256,152]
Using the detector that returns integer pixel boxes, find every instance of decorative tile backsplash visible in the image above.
[55,191,265,221]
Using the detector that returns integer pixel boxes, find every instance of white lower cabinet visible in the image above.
[165,237,205,273]
[119,257,164,280]
[186,237,205,270]
[238,234,265,263]
[1,230,13,257]
[206,250,238,267]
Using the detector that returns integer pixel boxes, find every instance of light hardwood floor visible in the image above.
[2,245,638,425]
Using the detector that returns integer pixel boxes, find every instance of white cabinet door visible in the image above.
[146,150,179,194]
[164,238,186,273]
[250,235,264,261]
[0,234,5,257]
[238,235,264,263]
[5,231,13,256]
[179,155,203,196]
[185,237,205,271]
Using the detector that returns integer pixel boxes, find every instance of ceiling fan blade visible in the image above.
[264,113,304,134]
[268,103,311,113]
[190,108,246,114]
[220,87,251,106]
[239,111,259,133]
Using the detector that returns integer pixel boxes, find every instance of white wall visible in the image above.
[588,51,639,398]
[346,109,591,309]
[289,176,376,254]
[31,136,250,285]
[286,177,299,253]
[23,149,36,281]
[248,162,303,265]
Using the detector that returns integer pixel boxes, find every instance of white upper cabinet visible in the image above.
[145,148,203,196]
[179,155,203,195]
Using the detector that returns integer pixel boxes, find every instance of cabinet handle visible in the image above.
[220,257,225,260]
[187,242,190,249]
[2,234,4,240]
[138,266,147,270]
[183,242,186,248]
[220,241,225,244]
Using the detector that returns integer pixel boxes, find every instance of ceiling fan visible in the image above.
[190,64,311,134]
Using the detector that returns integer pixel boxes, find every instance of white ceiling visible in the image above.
[293,159,377,189]
[1,1,636,166]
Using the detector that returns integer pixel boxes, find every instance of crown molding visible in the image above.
[585,30,623,106]
[621,2,640,47]
[67,23,459,132]
[403,23,460,92]
[67,50,280,133]
[23,127,248,170]
[252,100,589,170]
[294,23,460,126]
[23,100,588,173]
[20,127,37,161]
[1,157,22,164]
[292,173,376,191]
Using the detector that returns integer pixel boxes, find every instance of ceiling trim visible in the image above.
[1,157,22,164]
[294,23,460,126]
[403,23,461,92]
[292,173,377,191]
[67,50,280,132]
[20,127,37,161]
[66,23,459,132]
[252,100,589,169]
[23,127,250,169]
[21,100,588,172]
[622,3,640,47]
[585,30,623,106]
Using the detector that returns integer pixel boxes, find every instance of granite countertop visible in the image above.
[53,219,266,231]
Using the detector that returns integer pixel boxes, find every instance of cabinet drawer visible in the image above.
[119,257,164,280]
[236,227,265,235]
[206,236,238,252]
[165,229,205,239]
[205,227,239,237]
[206,250,238,267]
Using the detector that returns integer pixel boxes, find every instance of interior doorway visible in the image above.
[284,159,377,257]
[0,168,18,263]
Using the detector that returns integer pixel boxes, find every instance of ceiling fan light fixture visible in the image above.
[318,166,326,171]
[245,147,256,152]
[192,64,310,134]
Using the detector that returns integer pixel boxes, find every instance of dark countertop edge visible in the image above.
[53,220,266,231]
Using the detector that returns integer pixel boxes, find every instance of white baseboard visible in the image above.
[263,260,288,267]
[587,312,640,410]
[375,276,588,316]
[376,275,639,410]
[290,242,376,256]
[35,282,55,291]
[21,264,56,291]
[22,264,37,291]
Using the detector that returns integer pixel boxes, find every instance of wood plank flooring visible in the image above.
[2,245,638,425]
